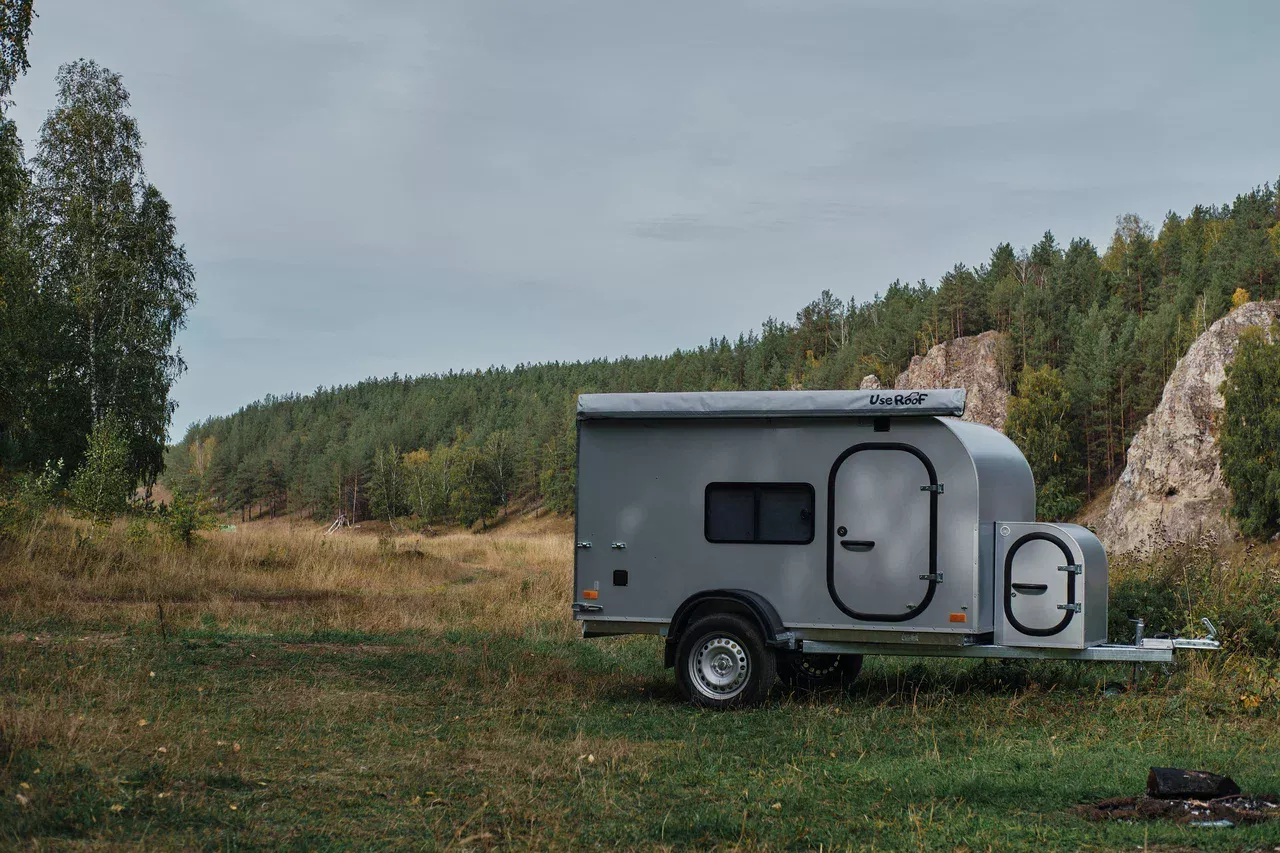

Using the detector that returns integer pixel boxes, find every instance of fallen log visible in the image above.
[1147,767,1241,800]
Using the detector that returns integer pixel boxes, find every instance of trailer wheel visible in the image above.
[779,652,863,691]
[675,613,776,708]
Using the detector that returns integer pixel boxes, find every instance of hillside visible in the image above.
[166,180,1280,525]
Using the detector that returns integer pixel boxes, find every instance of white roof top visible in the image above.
[577,389,966,420]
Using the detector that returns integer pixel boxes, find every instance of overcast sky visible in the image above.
[10,0,1280,435]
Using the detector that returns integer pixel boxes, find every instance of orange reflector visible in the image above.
[949,613,967,623]
[582,590,598,600]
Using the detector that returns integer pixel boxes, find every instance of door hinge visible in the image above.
[610,542,626,550]
[575,541,592,549]
[1057,564,1081,575]
[1056,603,1082,613]
[920,484,944,494]
[918,572,944,582]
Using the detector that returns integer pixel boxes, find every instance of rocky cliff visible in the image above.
[1099,300,1280,555]
[894,330,1009,432]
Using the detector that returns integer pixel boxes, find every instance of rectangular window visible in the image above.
[705,483,815,544]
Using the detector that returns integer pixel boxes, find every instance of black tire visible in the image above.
[778,652,863,691]
[674,613,776,709]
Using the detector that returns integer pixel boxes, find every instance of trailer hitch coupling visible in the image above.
[1169,618,1220,650]
[1131,617,1222,652]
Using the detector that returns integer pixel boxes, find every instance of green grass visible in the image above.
[3,627,1277,851]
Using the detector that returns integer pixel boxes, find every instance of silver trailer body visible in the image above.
[575,391,1030,636]
[571,390,1217,702]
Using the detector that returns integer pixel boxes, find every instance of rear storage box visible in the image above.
[994,522,1108,649]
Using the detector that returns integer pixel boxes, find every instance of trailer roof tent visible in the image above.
[571,390,1216,707]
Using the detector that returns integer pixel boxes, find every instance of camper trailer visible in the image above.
[572,389,1219,707]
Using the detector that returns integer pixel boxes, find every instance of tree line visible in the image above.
[0,2,196,517]
[168,177,1280,527]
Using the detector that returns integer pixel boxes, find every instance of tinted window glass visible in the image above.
[757,485,814,543]
[705,483,814,544]
[705,485,755,542]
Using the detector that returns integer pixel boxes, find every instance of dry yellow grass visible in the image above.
[0,513,577,639]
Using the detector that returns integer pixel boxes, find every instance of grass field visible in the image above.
[1,516,1278,850]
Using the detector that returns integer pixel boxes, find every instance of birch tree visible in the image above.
[31,59,195,484]
[0,0,34,103]
[482,429,518,515]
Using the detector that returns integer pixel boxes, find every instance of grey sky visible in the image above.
[10,1,1280,435]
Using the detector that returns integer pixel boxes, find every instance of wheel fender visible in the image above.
[664,589,793,668]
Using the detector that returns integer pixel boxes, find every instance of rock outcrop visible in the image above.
[895,330,1009,432]
[1099,300,1280,555]
[858,374,882,390]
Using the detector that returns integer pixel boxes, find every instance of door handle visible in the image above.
[840,540,875,552]
[1011,582,1048,594]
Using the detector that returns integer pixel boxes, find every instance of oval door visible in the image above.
[827,444,939,622]
[1003,533,1077,637]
